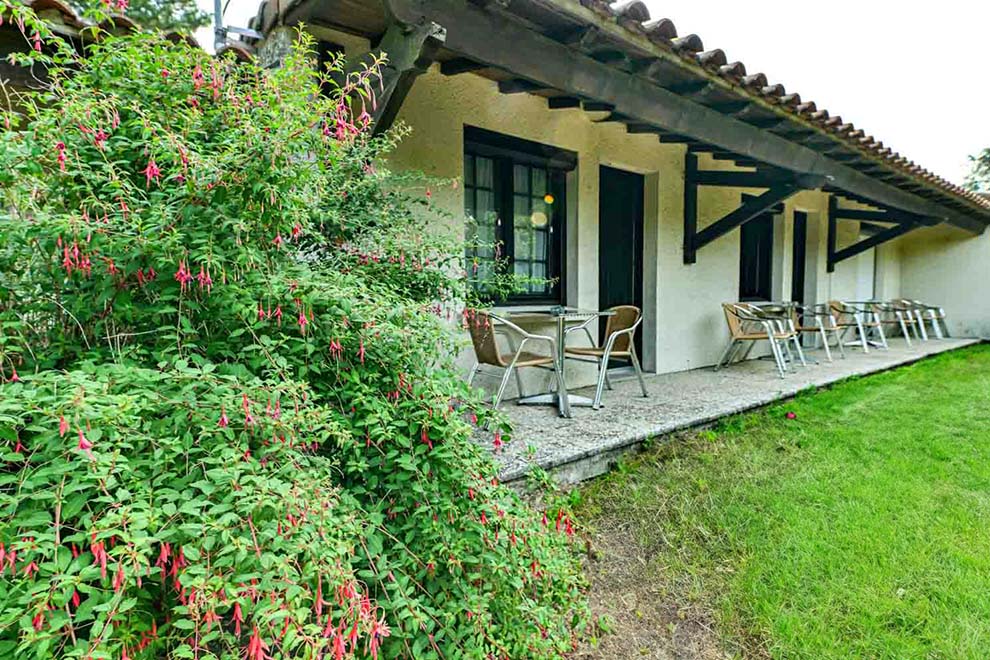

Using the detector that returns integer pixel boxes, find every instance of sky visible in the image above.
[198,0,990,186]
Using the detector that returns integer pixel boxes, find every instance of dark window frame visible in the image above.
[464,126,574,305]
[738,196,777,302]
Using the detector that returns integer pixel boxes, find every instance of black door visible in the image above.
[791,211,808,304]
[599,166,644,356]
[739,213,774,301]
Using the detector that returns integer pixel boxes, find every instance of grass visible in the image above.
[576,344,990,659]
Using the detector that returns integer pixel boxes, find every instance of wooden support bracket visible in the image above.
[826,195,925,272]
[355,20,446,136]
[683,155,824,263]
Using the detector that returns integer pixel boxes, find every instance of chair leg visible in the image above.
[855,319,870,353]
[468,362,480,388]
[915,312,929,341]
[875,319,889,350]
[551,356,571,418]
[817,321,833,363]
[630,345,649,398]
[604,371,613,391]
[789,323,808,367]
[768,337,786,378]
[833,325,847,358]
[593,356,609,410]
[493,366,515,410]
[896,312,912,348]
[714,338,737,371]
[930,312,944,339]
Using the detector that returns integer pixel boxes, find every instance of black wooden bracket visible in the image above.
[826,195,925,272]
[353,20,446,136]
[683,151,825,264]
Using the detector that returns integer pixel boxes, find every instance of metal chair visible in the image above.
[829,300,884,352]
[896,299,949,339]
[790,303,846,362]
[562,305,649,410]
[715,303,794,378]
[466,310,569,416]
[741,302,808,370]
[871,301,921,347]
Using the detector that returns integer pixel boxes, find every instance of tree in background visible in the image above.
[78,0,210,32]
[965,149,990,193]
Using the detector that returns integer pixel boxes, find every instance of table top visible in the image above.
[502,307,615,323]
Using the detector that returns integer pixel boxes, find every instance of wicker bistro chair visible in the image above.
[562,305,649,410]
[739,302,808,370]
[828,300,886,352]
[466,311,570,416]
[790,303,846,362]
[715,303,796,378]
[871,301,921,347]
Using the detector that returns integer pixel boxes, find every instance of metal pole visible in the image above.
[213,0,226,52]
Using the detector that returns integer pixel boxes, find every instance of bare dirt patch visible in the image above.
[571,521,729,660]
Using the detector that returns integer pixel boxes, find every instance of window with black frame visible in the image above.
[463,127,574,304]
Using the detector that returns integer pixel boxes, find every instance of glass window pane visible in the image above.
[464,154,475,186]
[476,156,494,189]
[532,168,547,197]
[513,195,530,227]
[464,189,475,222]
[534,229,546,257]
[532,262,546,282]
[477,191,496,225]
[513,164,530,195]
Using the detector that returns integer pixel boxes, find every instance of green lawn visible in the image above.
[577,345,990,659]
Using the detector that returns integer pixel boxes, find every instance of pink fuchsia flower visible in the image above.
[161,68,170,80]
[31,31,41,52]
[786,412,797,420]
[58,416,69,437]
[77,429,94,458]
[246,627,269,660]
[55,141,67,171]
[493,430,503,453]
[142,159,161,187]
[273,233,285,249]
[192,64,205,91]
[298,310,308,334]
[173,261,193,292]
[196,264,213,292]
[115,0,128,11]
[93,129,108,150]
[218,407,229,428]
[232,601,244,636]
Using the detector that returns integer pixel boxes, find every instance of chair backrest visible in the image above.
[722,303,747,339]
[829,300,856,325]
[466,310,503,367]
[603,305,641,352]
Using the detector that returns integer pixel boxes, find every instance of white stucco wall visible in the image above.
[899,226,990,339]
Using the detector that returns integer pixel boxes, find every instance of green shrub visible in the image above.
[0,5,587,658]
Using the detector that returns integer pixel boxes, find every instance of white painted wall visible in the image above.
[899,226,990,339]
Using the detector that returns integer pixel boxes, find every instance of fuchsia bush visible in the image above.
[0,5,587,658]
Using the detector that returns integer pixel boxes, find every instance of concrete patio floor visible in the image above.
[495,337,981,484]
